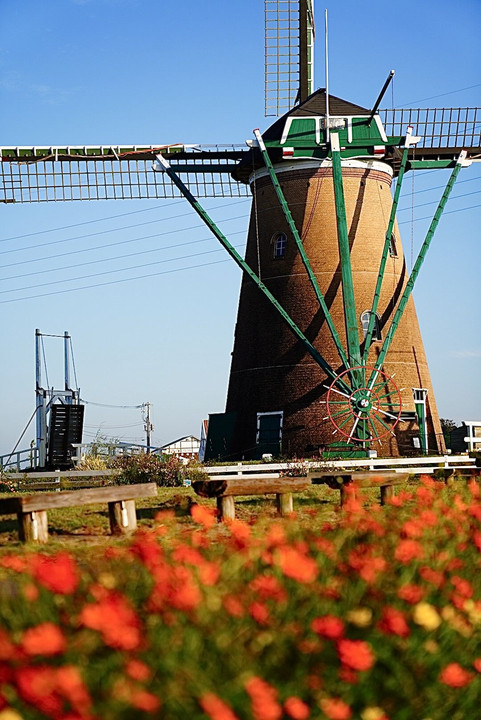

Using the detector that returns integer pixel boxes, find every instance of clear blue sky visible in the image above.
[1,0,480,457]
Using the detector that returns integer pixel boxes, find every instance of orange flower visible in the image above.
[249,575,287,603]
[439,663,473,687]
[199,561,221,587]
[311,615,345,639]
[284,696,310,719]
[276,546,318,584]
[378,607,410,638]
[473,658,481,673]
[337,639,375,672]
[0,629,17,662]
[394,539,424,564]
[249,601,270,625]
[191,504,217,529]
[20,622,66,656]
[31,552,79,594]
[200,692,240,720]
[245,677,282,720]
[451,575,473,598]
[15,665,91,717]
[80,590,142,651]
[419,566,444,588]
[0,554,30,572]
[397,583,424,604]
[223,594,245,617]
[320,697,352,719]
[15,666,63,716]
[130,689,161,712]
[227,519,252,547]
[125,659,152,683]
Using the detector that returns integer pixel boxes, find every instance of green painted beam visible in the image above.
[367,152,470,388]
[254,129,350,370]
[362,129,413,360]
[154,153,351,394]
[330,134,362,373]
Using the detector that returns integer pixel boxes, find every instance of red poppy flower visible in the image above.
[200,692,240,720]
[284,696,310,719]
[245,677,282,720]
[311,615,345,639]
[378,607,410,638]
[440,663,473,687]
[337,639,375,671]
[21,622,66,656]
[31,552,79,594]
[320,697,352,719]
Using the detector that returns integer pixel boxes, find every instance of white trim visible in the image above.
[279,113,388,147]
[256,411,284,445]
[249,157,393,184]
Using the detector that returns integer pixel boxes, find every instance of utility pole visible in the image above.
[143,403,153,453]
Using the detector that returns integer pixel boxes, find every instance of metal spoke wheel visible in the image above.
[325,365,402,444]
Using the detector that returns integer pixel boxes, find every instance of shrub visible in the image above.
[112,453,206,487]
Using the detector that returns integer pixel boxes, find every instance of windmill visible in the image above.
[1,1,479,461]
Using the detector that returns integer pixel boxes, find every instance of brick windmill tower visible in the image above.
[1,1,479,461]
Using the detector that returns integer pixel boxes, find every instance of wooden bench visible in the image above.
[308,471,410,506]
[0,483,157,543]
[192,476,310,520]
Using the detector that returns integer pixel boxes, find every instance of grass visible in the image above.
[0,480,421,555]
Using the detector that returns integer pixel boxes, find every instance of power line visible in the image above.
[1,229,246,281]
[0,257,230,304]
[0,202,479,304]
[0,200,249,255]
[0,242,245,295]
[0,198,250,245]
[398,202,481,225]
[395,82,481,107]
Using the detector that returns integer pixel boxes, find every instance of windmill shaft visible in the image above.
[254,130,349,369]
[362,144,409,359]
[369,158,465,384]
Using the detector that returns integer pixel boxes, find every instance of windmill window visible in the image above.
[361,311,382,342]
[388,233,398,257]
[272,232,287,259]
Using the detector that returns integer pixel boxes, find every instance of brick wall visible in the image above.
[225,163,444,458]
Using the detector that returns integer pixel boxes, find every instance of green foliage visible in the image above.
[113,453,207,487]
[1,479,481,719]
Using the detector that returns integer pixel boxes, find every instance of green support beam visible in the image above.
[367,151,470,389]
[254,129,350,370]
[362,127,414,360]
[330,134,362,373]
[154,154,351,394]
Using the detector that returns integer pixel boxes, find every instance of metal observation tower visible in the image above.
[1,1,479,460]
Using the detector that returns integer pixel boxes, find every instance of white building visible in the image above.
[158,435,200,460]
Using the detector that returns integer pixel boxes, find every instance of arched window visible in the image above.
[272,232,287,259]
[360,311,382,342]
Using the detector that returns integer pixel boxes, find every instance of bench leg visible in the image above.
[380,485,394,505]
[217,496,235,521]
[276,493,293,516]
[109,499,137,535]
[18,511,49,543]
[340,485,357,507]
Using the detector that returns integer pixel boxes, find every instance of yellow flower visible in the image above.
[0,711,25,720]
[361,708,386,720]
[413,602,441,630]
[423,639,439,654]
[347,607,373,627]
[441,606,472,637]
[98,572,117,589]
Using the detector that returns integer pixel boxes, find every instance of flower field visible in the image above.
[0,476,481,720]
